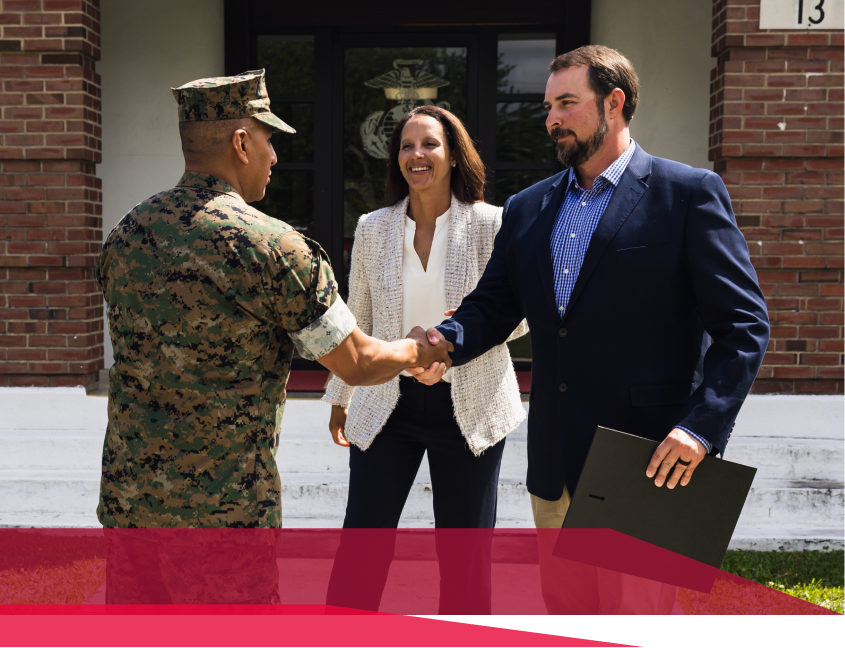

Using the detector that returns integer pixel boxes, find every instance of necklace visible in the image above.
[421,251,428,259]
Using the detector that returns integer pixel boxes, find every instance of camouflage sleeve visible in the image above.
[262,231,356,360]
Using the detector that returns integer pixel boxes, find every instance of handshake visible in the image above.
[403,309,457,386]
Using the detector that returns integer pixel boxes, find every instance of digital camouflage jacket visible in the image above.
[96,172,355,528]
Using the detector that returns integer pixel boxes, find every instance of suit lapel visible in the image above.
[563,147,652,321]
[537,173,569,318]
[383,197,407,342]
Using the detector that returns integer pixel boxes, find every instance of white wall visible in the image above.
[98,0,225,366]
[592,0,715,170]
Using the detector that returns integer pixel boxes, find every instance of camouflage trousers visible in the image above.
[105,530,281,604]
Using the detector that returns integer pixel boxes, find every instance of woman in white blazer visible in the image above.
[323,105,526,614]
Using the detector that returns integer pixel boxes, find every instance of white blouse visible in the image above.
[399,207,453,382]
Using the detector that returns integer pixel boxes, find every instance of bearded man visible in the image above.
[431,45,769,613]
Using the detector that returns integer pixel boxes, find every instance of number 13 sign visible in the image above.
[759,0,844,29]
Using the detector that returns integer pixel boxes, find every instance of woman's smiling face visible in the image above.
[398,115,455,199]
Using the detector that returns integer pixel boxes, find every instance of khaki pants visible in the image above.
[531,488,678,614]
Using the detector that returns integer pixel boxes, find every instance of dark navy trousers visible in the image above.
[326,377,506,613]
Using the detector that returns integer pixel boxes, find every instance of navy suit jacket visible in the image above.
[436,145,770,501]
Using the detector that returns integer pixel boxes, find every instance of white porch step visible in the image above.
[0,389,842,554]
[0,436,842,486]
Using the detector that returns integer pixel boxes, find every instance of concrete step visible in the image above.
[1,470,840,530]
[729,524,844,552]
[736,479,845,526]
[1,389,842,553]
[3,435,843,484]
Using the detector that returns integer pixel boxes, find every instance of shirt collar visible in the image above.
[566,139,637,192]
[176,171,244,201]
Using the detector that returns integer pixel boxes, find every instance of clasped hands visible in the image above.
[404,309,456,385]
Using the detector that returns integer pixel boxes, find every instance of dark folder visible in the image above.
[559,426,757,569]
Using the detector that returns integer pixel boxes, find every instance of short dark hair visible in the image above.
[384,105,485,206]
[549,45,639,123]
[178,117,253,159]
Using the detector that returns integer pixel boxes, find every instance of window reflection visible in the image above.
[494,169,553,207]
[270,103,313,164]
[342,47,468,283]
[257,35,315,97]
[497,102,553,163]
[498,34,556,95]
[507,332,532,362]
[254,170,315,236]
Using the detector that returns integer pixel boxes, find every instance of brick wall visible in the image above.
[0,0,103,388]
[710,0,844,394]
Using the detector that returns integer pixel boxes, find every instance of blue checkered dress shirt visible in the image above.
[549,141,711,453]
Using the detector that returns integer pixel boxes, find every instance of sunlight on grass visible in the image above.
[702,550,845,614]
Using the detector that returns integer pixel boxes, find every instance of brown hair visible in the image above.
[384,105,485,206]
[549,45,639,123]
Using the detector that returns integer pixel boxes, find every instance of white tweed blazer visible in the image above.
[322,194,528,456]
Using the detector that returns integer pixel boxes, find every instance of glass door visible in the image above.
[336,34,476,284]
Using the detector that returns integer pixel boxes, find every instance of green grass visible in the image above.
[720,550,844,614]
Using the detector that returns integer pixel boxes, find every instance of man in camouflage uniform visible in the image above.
[96,69,451,603]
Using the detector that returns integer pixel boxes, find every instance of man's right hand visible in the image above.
[319,326,452,387]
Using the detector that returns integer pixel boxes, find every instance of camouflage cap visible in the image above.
[171,69,295,134]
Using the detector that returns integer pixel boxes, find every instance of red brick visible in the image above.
[800,326,842,338]
[762,186,804,200]
[795,380,840,393]
[801,354,841,366]
[725,159,764,171]
[26,202,65,214]
[783,144,825,157]
[765,297,801,309]
[806,159,844,171]
[762,352,796,364]
[764,131,806,144]
[26,228,65,241]
[778,284,820,297]
[762,242,804,255]
[820,283,845,296]
[7,321,44,334]
[808,131,845,144]
[22,12,60,25]
[806,298,844,311]
[784,200,825,214]
[783,229,823,241]
[775,311,818,324]
[766,75,807,88]
[29,361,67,373]
[769,325,799,338]
[808,103,844,116]
[767,103,815,116]
[808,74,842,88]
[0,362,30,374]
[786,60,830,74]
[723,102,765,115]
[751,380,793,394]
[820,312,845,325]
[7,241,45,254]
[817,368,845,380]
[819,340,845,352]
[787,33,830,47]
[772,366,816,379]
[8,349,46,361]
[743,89,784,101]
[742,144,783,156]
[783,256,827,269]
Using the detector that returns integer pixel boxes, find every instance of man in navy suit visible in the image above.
[430,45,770,612]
